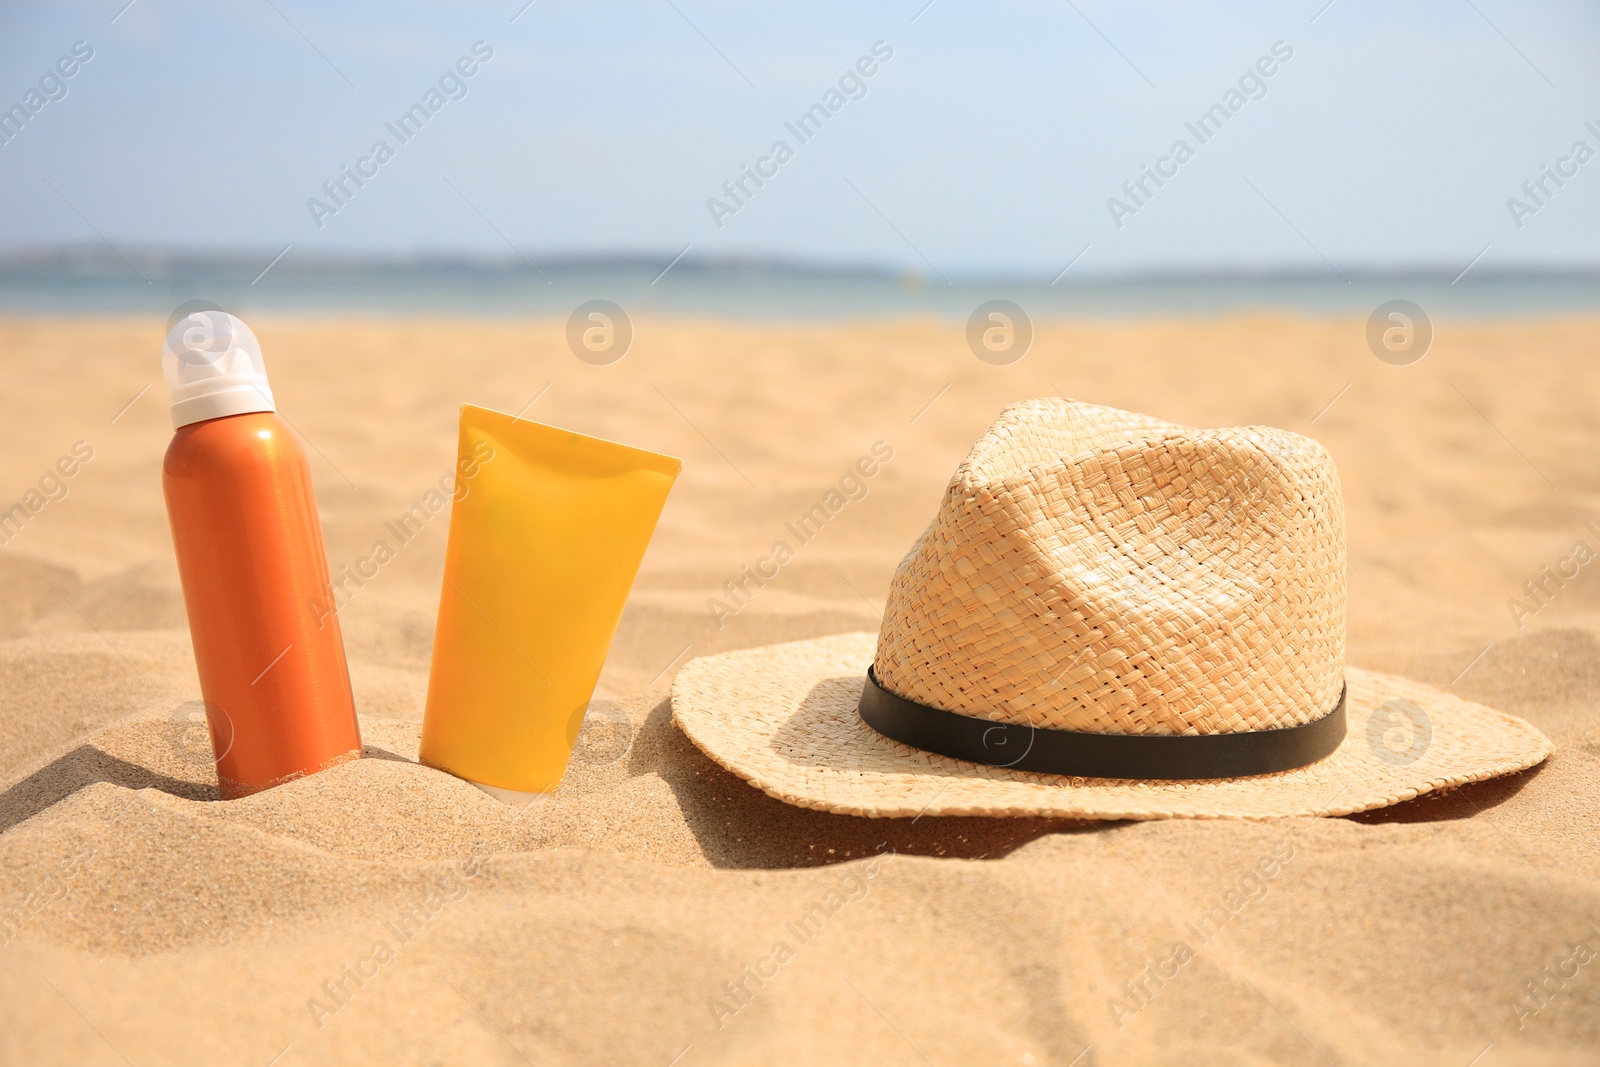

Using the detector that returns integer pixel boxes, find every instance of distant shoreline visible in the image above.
[2,254,1597,319]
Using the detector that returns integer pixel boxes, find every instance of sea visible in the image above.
[1,252,1596,320]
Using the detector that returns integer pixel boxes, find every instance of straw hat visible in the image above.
[671,398,1551,820]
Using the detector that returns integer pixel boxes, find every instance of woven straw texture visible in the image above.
[875,397,1347,736]
[669,398,1551,819]
[671,632,1552,819]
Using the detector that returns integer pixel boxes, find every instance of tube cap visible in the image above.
[161,306,275,429]
[470,781,553,809]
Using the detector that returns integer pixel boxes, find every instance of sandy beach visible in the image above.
[2,314,1598,1065]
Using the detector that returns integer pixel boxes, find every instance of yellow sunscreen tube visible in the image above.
[420,405,680,799]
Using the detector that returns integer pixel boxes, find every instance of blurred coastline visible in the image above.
[3,248,1597,319]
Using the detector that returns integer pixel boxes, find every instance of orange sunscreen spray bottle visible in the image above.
[160,310,362,798]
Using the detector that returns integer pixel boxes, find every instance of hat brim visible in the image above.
[670,633,1552,820]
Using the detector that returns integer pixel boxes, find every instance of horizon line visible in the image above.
[2,244,1599,285]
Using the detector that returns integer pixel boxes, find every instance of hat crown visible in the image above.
[874,398,1346,737]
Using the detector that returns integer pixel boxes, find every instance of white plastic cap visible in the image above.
[469,781,553,808]
[161,306,275,429]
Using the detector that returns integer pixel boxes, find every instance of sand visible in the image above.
[1,314,1598,1065]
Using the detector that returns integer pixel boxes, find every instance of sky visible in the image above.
[1,0,1598,277]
